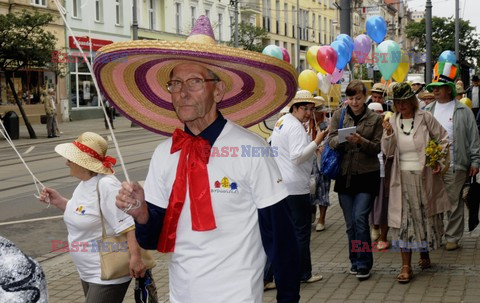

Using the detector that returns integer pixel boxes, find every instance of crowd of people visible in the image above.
[11,15,477,302]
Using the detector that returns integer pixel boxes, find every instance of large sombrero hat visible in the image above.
[93,16,297,136]
[55,132,116,175]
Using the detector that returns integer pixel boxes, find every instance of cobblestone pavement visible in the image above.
[39,194,480,303]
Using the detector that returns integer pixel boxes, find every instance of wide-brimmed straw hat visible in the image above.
[426,61,457,98]
[289,90,323,107]
[93,16,297,136]
[55,132,116,175]
[418,91,435,100]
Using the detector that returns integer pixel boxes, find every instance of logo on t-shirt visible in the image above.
[75,206,86,215]
[211,177,239,194]
[275,118,284,130]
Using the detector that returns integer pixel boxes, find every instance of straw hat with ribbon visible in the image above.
[93,16,297,136]
[55,132,116,175]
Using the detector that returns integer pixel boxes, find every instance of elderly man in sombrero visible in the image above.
[94,16,301,302]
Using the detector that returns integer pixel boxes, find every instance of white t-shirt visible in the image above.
[144,121,288,303]
[433,100,455,165]
[63,174,134,284]
[270,113,313,195]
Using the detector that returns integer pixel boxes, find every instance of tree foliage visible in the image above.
[405,17,480,66]
[229,22,268,52]
[0,10,57,72]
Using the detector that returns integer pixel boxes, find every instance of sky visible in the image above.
[407,0,480,32]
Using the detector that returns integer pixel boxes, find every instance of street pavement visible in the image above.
[3,117,480,302]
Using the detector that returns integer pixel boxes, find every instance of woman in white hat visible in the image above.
[38,132,147,303]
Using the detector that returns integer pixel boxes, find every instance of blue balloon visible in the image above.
[262,45,283,60]
[366,16,387,44]
[438,50,457,64]
[336,34,354,62]
[331,40,349,70]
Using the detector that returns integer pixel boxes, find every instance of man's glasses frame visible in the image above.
[166,78,218,93]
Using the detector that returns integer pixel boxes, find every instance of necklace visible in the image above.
[400,115,414,135]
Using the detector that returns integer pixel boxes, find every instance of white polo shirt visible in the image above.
[63,174,134,284]
[144,121,288,303]
[270,113,314,195]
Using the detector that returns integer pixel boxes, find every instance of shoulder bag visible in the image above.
[320,107,346,180]
[97,180,156,280]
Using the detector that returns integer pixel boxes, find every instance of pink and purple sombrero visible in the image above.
[93,16,297,136]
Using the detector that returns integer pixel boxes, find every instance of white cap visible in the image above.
[368,102,383,112]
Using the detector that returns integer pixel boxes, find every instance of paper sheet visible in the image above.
[338,126,357,143]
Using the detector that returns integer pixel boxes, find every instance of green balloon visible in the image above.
[376,40,401,81]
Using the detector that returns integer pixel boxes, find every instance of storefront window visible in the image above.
[70,55,100,108]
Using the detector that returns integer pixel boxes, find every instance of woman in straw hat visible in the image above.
[382,83,450,283]
[269,90,328,287]
[96,16,301,302]
[38,132,147,302]
[326,80,383,281]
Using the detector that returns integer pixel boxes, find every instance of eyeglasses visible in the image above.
[166,78,218,93]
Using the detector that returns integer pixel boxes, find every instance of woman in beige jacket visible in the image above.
[382,83,450,283]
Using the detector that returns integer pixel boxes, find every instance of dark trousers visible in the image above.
[81,279,130,303]
[104,106,114,129]
[339,192,374,270]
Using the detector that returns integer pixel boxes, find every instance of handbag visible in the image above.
[320,108,346,179]
[97,181,156,280]
[40,115,47,124]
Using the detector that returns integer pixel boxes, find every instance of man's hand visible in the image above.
[116,182,149,224]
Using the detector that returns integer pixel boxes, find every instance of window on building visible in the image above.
[218,14,223,41]
[324,17,327,44]
[115,0,123,26]
[312,14,315,42]
[191,6,196,29]
[148,0,155,30]
[95,0,103,22]
[72,0,81,18]
[275,0,280,34]
[292,6,296,38]
[318,15,322,44]
[176,3,182,34]
[284,3,288,36]
[31,0,47,7]
[205,9,210,19]
[69,57,100,109]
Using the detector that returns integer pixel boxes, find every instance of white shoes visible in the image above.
[301,274,323,283]
[315,223,325,231]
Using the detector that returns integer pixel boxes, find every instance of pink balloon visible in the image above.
[279,47,290,63]
[353,34,371,64]
[330,68,344,83]
[316,46,337,75]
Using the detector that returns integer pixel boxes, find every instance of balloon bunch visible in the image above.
[262,44,291,63]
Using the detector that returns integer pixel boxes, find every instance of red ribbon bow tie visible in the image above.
[73,141,116,172]
[157,129,216,253]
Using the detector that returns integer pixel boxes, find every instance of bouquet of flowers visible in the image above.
[425,139,447,168]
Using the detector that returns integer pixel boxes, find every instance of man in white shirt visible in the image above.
[97,16,301,303]
[426,64,480,251]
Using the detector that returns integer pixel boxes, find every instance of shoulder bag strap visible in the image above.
[338,107,346,129]
[96,179,108,239]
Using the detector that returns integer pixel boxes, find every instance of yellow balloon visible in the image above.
[298,70,318,93]
[392,50,410,83]
[307,46,326,74]
[460,97,472,109]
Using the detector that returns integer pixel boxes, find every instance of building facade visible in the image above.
[0,0,66,124]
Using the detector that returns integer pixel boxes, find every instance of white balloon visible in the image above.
[317,72,332,94]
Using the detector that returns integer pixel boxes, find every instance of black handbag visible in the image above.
[321,108,346,179]
[40,115,47,124]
